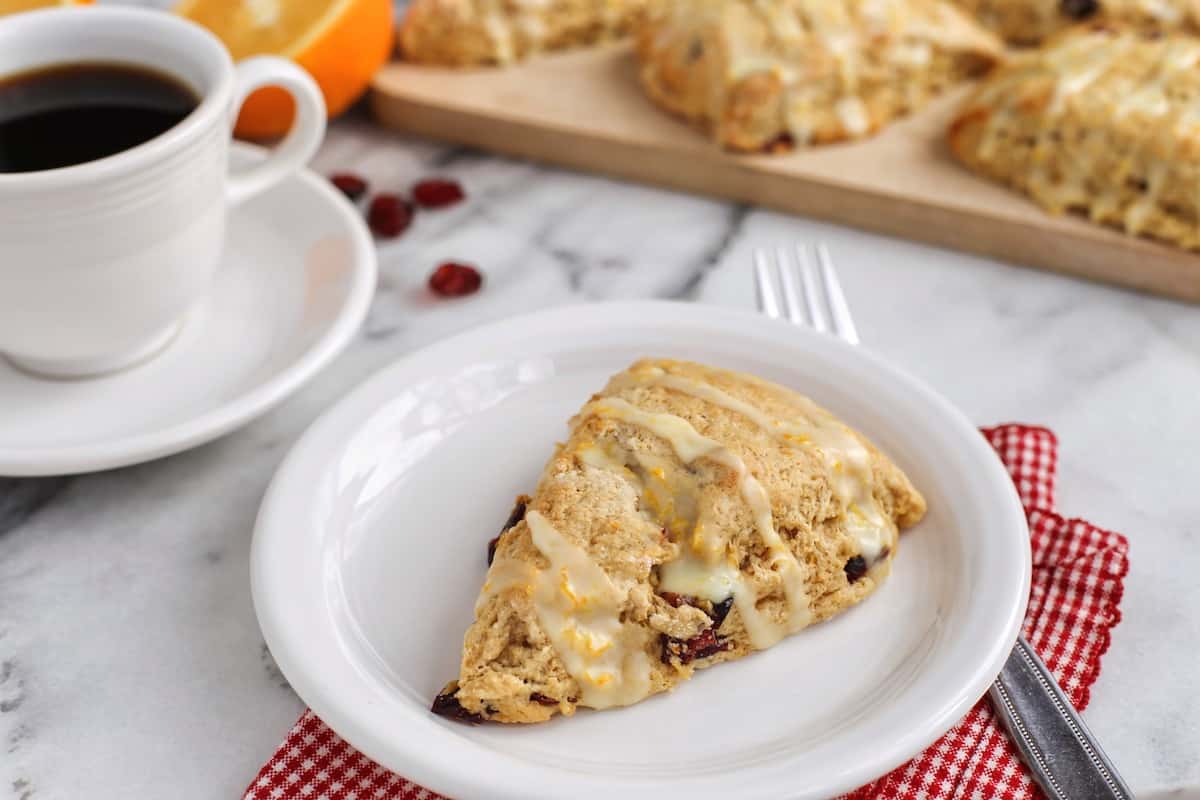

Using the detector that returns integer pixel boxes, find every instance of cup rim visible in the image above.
[0,5,235,189]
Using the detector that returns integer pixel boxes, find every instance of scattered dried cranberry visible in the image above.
[1060,0,1098,18]
[429,261,483,297]
[431,682,485,724]
[367,193,414,238]
[529,692,559,706]
[413,178,465,209]
[844,555,869,584]
[329,172,368,201]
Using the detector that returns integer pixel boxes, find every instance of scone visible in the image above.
[949,26,1200,250]
[635,0,1003,151]
[399,0,649,65]
[953,0,1200,45]
[432,358,926,724]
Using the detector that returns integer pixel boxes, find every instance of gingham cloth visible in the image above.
[244,424,1129,800]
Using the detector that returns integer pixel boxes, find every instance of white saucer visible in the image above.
[252,301,1030,800]
[0,144,376,477]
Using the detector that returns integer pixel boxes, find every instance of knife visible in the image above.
[989,635,1135,800]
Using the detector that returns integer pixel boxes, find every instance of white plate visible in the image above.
[252,301,1030,800]
[0,144,375,476]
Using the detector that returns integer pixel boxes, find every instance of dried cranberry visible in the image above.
[658,592,732,627]
[530,692,559,706]
[844,555,869,583]
[429,262,483,297]
[685,628,729,661]
[413,178,465,209]
[487,497,528,566]
[367,194,414,238]
[709,596,734,628]
[659,594,735,664]
[662,628,731,665]
[1060,0,1098,18]
[431,682,485,724]
[765,132,796,154]
[330,172,368,201]
[503,497,528,531]
[659,591,687,608]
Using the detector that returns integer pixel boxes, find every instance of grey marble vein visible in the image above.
[0,480,70,539]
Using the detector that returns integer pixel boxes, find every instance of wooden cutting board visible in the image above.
[371,43,1200,302]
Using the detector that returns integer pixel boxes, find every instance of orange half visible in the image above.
[175,0,394,139]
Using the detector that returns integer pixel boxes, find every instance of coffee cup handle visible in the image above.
[226,56,326,207]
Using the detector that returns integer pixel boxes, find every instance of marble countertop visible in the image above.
[3,113,1200,799]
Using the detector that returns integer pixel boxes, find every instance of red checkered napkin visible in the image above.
[244,425,1129,800]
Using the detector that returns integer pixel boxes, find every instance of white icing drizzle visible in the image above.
[1140,0,1183,23]
[612,363,893,562]
[476,557,537,614]
[581,396,813,649]
[1115,41,1199,119]
[1046,39,1121,113]
[835,97,870,137]
[972,32,1200,237]
[575,440,631,474]
[505,362,899,689]
[515,14,546,40]
[682,0,968,144]
[524,511,654,708]
[482,13,515,62]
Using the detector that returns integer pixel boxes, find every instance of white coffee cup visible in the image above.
[0,6,326,378]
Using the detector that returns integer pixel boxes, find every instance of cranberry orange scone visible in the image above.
[433,358,926,724]
[635,0,1003,151]
[949,26,1200,250]
[399,0,649,65]
[953,0,1200,45]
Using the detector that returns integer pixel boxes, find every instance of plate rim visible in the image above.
[252,300,1032,800]
[0,142,377,476]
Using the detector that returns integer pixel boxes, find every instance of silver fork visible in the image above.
[754,244,1135,800]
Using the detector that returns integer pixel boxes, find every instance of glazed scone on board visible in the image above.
[432,358,926,724]
[635,0,1003,151]
[948,26,1200,250]
[953,0,1200,45]
[399,0,649,65]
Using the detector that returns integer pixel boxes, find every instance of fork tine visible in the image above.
[796,245,829,333]
[753,249,782,318]
[776,246,807,325]
[815,244,859,345]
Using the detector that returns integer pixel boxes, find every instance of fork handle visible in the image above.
[989,635,1135,800]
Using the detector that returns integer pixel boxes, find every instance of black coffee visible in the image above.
[0,62,199,174]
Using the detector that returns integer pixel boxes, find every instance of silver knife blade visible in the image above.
[989,635,1134,800]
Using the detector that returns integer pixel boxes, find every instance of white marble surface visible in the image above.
[3,111,1200,800]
